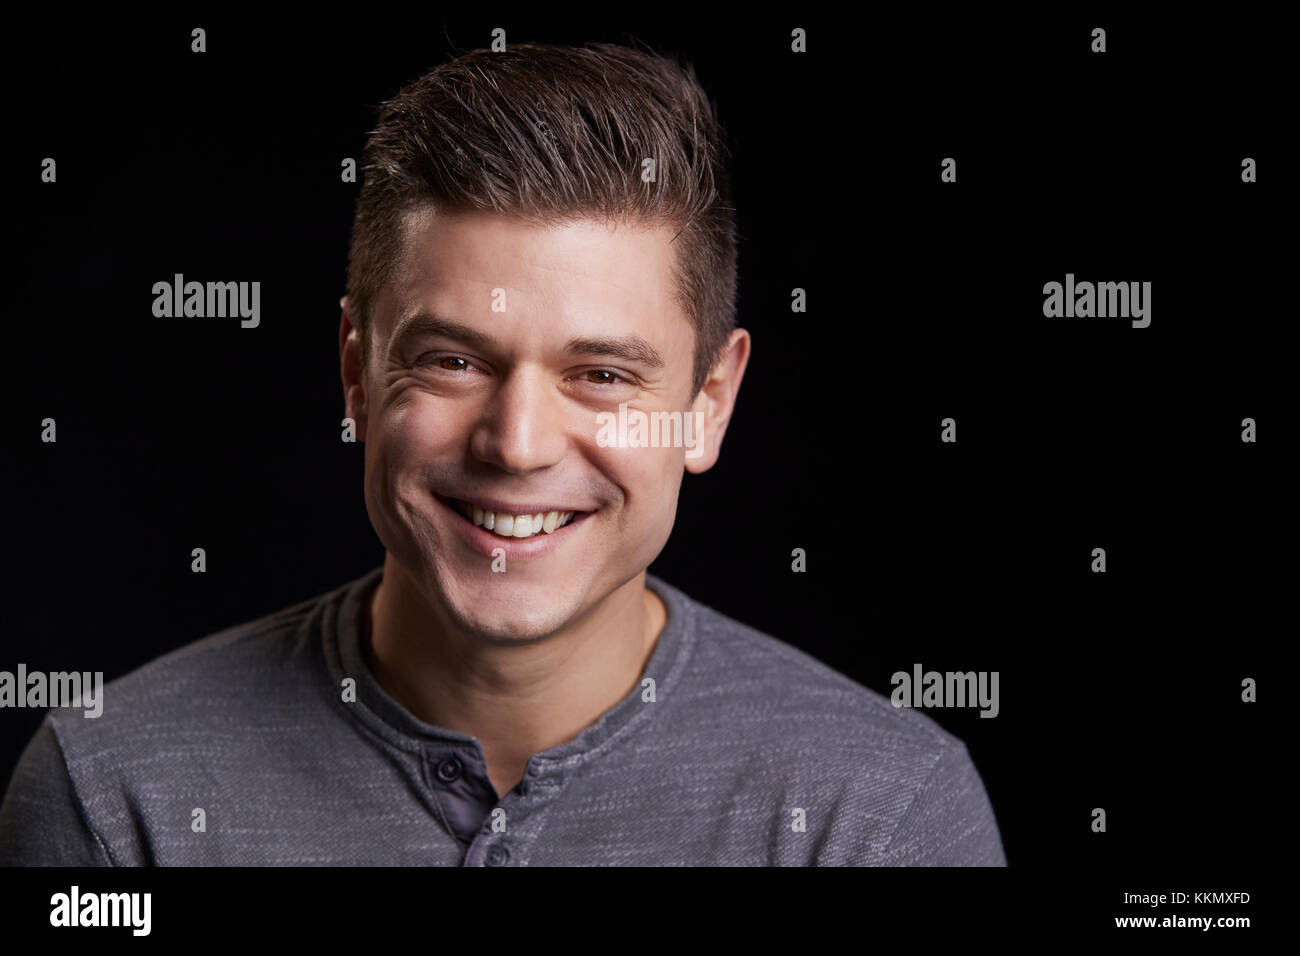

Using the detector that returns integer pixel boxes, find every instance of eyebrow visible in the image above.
[390,313,496,351]
[563,335,665,369]
[392,311,666,369]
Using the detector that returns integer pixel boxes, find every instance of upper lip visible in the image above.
[435,492,591,515]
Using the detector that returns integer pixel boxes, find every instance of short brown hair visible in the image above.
[344,40,738,397]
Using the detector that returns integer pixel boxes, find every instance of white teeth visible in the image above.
[458,501,581,539]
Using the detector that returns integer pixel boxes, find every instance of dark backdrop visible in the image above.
[3,7,1280,869]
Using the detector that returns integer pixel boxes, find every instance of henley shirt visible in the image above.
[0,566,1006,866]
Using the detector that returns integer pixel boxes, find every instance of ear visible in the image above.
[339,295,368,442]
[684,328,751,474]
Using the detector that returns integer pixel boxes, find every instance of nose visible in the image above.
[469,365,567,474]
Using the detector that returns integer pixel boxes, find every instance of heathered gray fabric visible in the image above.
[0,566,1006,866]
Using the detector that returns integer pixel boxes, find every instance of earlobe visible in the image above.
[683,450,718,475]
[342,375,368,444]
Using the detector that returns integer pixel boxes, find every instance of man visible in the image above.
[0,41,1005,865]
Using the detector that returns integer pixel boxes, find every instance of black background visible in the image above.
[2,6,1281,870]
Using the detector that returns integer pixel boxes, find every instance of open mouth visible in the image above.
[438,495,589,541]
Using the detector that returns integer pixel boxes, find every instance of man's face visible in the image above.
[351,209,704,642]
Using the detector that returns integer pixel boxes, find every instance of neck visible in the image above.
[362,554,667,798]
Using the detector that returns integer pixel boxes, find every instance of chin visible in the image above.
[432,564,588,645]
[444,601,575,646]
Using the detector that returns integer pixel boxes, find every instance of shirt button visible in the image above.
[436,756,463,783]
[485,844,510,866]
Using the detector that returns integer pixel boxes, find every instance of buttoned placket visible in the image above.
[420,741,568,866]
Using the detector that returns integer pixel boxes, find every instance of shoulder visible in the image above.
[649,576,1005,864]
[45,577,350,777]
[654,575,962,757]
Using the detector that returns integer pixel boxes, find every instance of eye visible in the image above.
[417,354,474,371]
[581,369,628,385]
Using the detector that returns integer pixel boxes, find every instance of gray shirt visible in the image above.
[0,566,1006,866]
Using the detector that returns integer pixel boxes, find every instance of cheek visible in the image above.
[378,395,469,468]
[592,443,683,524]
[364,397,470,526]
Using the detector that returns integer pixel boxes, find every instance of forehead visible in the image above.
[387,208,687,326]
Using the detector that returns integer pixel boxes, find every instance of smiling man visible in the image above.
[0,41,1005,866]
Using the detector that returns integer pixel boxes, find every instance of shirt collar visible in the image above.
[327,564,696,772]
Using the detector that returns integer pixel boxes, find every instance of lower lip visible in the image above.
[433,494,593,560]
